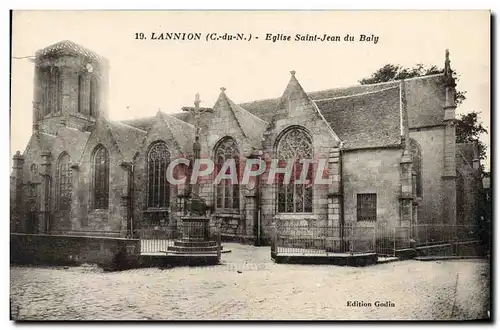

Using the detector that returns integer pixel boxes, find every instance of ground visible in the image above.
[10,243,490,321]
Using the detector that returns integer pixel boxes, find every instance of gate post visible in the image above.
[270,222,277,259]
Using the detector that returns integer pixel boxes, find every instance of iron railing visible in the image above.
[137,223,222,254]
[271,223,482,257]
[272,223,376,255]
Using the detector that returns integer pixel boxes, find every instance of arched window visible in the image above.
[56,153,72,210]
[214,137,240,210]
[41,67,61,115]
[147,142,170,208]
[276,127,313,213]
[92,145,109,209]
[51,67,61,114]
[409,138,423,198]
[89,76,98,117]
[41,68,50,116]
[77,73,85,113]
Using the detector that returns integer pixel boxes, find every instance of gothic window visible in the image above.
[214,137,240,210]
[147,142,170,208]
[51,67,61,114]
[409,138,423,198]
[42,67,61,115]
[56,153,72,211]
[92,145,109,209]
[276,127,313,213]
[357,193,377,222]
[78,73,85,113]
[41,68,50,116]
[89,76,98,117]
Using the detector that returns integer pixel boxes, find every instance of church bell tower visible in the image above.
[32,40,109,133]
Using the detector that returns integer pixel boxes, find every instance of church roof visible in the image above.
[314,86,402,149]
[158,111,195,153]
[108,121,147,162]
[35,40,103,62]
[118,74,445,151]
[120,116,157,131]
[238,74,445,130]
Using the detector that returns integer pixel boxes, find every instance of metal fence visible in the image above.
[271,223,482,257]
[137,222,221,254]
[271,223,376,255]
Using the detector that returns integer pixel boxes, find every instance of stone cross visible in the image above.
[181,94,213,197]
[182,93,213,143]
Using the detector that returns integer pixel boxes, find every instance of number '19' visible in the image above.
[135,33,145,40]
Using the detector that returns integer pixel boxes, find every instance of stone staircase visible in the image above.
[167,239,220,255]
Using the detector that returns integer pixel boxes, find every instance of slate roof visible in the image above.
[158,111,195,153]
[35,40,103,62]
[238,74,445,129]
[119,116,157,131]
[314,86,402,149]
[108,121,147,162]
[217,91,269,142]
[118,74,445,150]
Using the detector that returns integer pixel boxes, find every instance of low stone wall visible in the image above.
[10,233,141,270]
[396,240,485,259]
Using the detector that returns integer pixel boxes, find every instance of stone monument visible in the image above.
[167,94,220,260]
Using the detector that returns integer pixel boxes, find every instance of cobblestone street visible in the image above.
[10,244,490,321]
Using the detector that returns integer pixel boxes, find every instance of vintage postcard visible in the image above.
[9,10,491,321]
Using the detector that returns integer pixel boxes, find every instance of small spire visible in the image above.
[220,87,226,92]
[194,93,201,107]
[290,70,296,76]
[444,49,451,77]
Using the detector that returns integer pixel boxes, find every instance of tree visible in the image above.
[359,64,487,172]
[359,64,466,106]
[455,111,488,173]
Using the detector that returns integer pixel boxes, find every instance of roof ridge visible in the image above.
[310,73,444,96]
[314,85,401,102]
[160,110,195,128]
[110,120,148,133]
[229,98,269,125]
[237,73,443,106]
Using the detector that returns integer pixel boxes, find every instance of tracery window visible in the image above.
[56,153,72,210]
[92,145,109,209]
[214,137,240,210]
[409,138,423,198]
[276,128,313,213]
[147,142,170,208]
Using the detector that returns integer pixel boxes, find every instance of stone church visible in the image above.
[10,40,484,244]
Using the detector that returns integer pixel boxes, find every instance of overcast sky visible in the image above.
[10,10,490,169]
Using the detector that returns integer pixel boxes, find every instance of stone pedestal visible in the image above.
[180,216,210,241]
[167,216,220,259]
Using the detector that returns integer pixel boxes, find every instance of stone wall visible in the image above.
[409,127,445,224]
[72,121,128,234]
[342,148,402,234]
[10,233,140,269]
